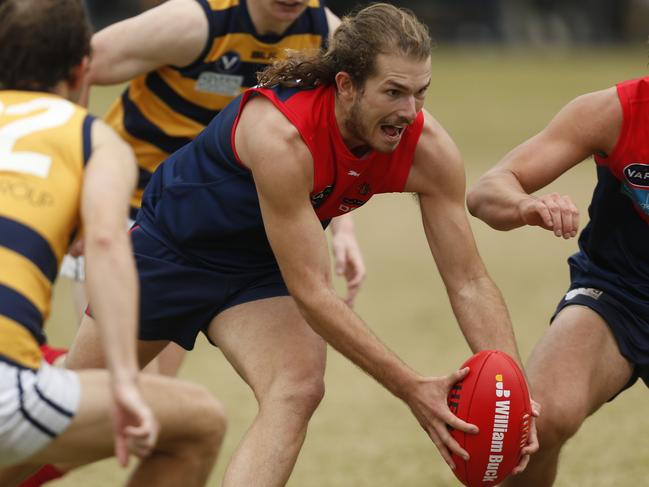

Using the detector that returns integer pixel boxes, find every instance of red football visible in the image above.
[447,350,532,487]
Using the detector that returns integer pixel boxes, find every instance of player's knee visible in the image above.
[263,375,325,419]
[536,397,586,449]
[192,387,228,443]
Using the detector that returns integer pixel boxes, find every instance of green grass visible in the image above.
[48,46,649,486]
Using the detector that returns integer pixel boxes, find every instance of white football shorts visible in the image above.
[0,360,81,467]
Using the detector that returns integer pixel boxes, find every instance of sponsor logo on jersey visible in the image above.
[339,196,368,213]
[624,163,649,188]
[0,177,54,207]
[342,197,366,206]
[347,170,360,177]
[311,185,333,209]
[195,51,244,95]
[251,50,278,60]
[482,374,510,483]
[358,183,370,195]
[565,287,603,301]
[621,183,649,215]
[216,51,242,72]
[195,72,244,96]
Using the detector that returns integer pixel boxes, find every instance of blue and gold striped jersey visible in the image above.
[0,91,93,369]
[104,0,329,212]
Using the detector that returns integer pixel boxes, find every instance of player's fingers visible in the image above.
[512,453,530,475]
[114,432,129,468]
[330,240,345,274]
[346,264,365,287]
[344,285,360,308]
[128,440,153,459]
[447,366,470,385]
[543,194,563,237]
[427,429,456,470]
[335,255,345,275]
[444,367,474,396]
[533,200,554,229]
[531,399,541,417]
[444,410,479,435]
[559,195,578,238]
[125,423,154,441]
[523,417,539,455]
[435,422,469,461]
[566,198,580,237]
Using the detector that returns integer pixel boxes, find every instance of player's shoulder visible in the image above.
[417,109,462,168]
[236,94,310,169]
[404,109,464,194]
[554,86,621,151]
[569,86,619,116]
[88,117,133,158]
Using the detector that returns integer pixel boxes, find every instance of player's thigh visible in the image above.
[26,370,118,465]
[29,369,222,465]
[65,314,168,370]
[527,305,633,421]
[207,296,326,394]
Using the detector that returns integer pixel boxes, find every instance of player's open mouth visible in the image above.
[380,124,404,142]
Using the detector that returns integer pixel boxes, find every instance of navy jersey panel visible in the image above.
[138,94,277,273]
[570,165,649,302]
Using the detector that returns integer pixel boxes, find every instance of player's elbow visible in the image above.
[287,275,333,317]
[88,33,125,85]
[84,226,122,254]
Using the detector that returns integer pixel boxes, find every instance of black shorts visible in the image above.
[131,226,289,350]
[553,278,649,394]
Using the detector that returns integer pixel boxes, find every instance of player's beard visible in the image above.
[344,97,372,157]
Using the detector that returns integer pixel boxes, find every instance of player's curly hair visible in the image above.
[257,3,432,89]
[0,0,91,91]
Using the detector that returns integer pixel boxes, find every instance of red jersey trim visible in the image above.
[594,79,637,169]
[231,88,317,170]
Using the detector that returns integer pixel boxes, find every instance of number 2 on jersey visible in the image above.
[0,98,75,178]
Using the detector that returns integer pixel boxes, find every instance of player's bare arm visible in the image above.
[236,96,476,466]
[88,0,208,85]
[467,87,621,237]
[406,110,539,467]
[406,110,521,362]
[83,120,157,462]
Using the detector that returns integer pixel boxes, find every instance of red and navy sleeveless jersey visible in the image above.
[138,84,423,270]
[571,77,649,298]
[241,85,423,220]
[104,0,329,211]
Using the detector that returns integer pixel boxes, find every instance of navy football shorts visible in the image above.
[131,226,290,350]
[552,273,649,394]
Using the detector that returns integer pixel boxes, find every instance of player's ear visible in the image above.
[68,56,90,92]
[335,71,356,102]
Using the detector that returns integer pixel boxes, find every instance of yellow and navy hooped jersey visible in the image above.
[0,91,93,369]
[104,0,329,212]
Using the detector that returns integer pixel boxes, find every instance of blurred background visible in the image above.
[47,1,649,486]
[85,0,649,45]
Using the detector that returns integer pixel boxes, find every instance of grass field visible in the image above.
[48,46,649,486]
